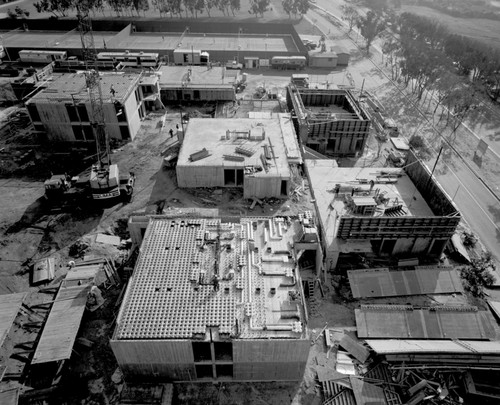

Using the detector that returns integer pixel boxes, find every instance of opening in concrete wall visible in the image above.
[192,341,211,362]
[216,364,233,379]
[195,364,213,379]
[214,342,233,361]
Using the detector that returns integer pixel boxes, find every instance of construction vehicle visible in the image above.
[44,167,134,204]
[44,6,135,205]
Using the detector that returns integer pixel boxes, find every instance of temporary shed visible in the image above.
[331,45,350,65]
[309,52,337,68]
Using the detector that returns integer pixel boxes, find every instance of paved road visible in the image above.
[307,1,500,266]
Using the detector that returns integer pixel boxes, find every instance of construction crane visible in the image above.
[76,6,133,201]
[43,8,135,206]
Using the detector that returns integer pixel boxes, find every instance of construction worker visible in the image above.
[169,128,174,138]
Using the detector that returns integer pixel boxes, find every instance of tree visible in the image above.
[340,3,359,33]
[294,0,309,18]
[249,0,270,17]
[356,11,386,54]
[34,0,73,17]
[282,0,293,18]
[204,0,215,16]
[460,253,495,298]
[229,0,240,16]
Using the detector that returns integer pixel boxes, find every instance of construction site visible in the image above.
[1,3,500,405]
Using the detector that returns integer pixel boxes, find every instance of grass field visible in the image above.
[402,5,500,50]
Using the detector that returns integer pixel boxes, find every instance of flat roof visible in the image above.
[115,216,310,340]
[356,305,497,340]
[177,114,301,176]
[4,30,298,54]
[348,265,463,298]
[0,292,26,347]
[2,30,116,50]
[28,72,140,104]
[158,65,236,88]
[305,161,434,248]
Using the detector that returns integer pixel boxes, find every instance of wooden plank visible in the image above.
[32,285,89,364]
[349,376,387,405]
[0,389,19,405]
[339,334,370,363]
[0,293,26,347]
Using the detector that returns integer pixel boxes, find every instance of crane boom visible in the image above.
[77,9,110,167]
[77,8,122,200]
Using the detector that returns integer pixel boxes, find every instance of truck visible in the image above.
[44,163,135,206]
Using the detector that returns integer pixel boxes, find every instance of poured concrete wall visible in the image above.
[233,339,309,381]
[110,339,196,382]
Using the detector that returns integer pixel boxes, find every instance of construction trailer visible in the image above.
[286,85,371,157]
[111,215,318,382]
[308,52,338,68]
[158,65,239,103]
[25,72,161,142]
[176,114,302,199]
[305,151,461,270]
[173,49,209,66]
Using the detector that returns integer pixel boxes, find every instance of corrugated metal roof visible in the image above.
[356,305,496,340]
[0,293,26,347]
[348,266,462,298]
[366,339,500,354]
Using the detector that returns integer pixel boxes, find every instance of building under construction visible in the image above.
[286,85,371,157]
[176,114,302,199]
[158,65,240,104]
[111,214,319,382]
[25,72,160,142]
[305,150,461,270]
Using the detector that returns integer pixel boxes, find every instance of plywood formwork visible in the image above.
[355,305,497,340]
[286,85,370,157]
[0,293,26,347]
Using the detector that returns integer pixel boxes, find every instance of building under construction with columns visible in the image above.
[111,213,319,382]
[286,85,371,157]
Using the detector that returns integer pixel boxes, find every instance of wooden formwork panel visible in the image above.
[233,361,306,381]
[111,339,194,366]
[120,362,196,381]
[337,216,460,240]
[233,339,310,363]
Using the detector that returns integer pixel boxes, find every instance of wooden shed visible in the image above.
[331,45,350,65]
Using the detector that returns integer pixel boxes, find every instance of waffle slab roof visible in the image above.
[115,216,310,340]
[28,72,140,104]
